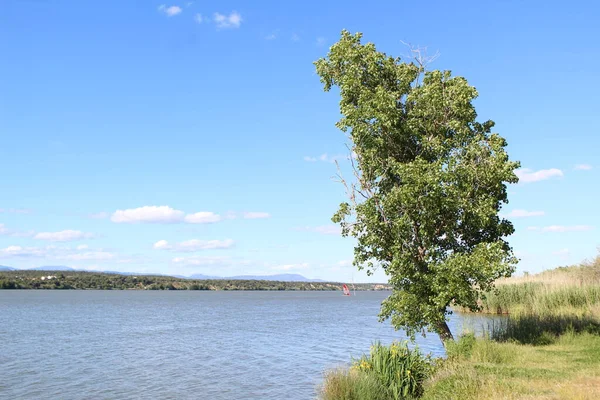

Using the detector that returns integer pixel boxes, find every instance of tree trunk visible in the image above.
[434,319,454,347]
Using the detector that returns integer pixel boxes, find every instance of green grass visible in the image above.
[472,253,600,316]
[321,257,600,399]
[319,341,433,400]
[320,369,391,400]
[422,332,600,400]
[491,313,600,345]
[321,332,600,399]
[479,283,600,315]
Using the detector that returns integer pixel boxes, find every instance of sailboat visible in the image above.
[342,284,351,296]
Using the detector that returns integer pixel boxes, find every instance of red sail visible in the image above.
[342,284,351,296]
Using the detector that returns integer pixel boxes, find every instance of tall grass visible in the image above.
[490,313,600,345]
[320,369,390,400]
[480,284,600,315]
[353,342,433,399]
[319,341,433,400]
[463,253,600,316]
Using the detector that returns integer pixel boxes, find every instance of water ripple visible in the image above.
[0,290,503,399]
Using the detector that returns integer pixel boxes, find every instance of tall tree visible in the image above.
[315,31,519,344]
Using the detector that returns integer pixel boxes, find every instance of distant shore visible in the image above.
[0,270,391,291]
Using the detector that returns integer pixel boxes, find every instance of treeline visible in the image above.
[0,270,390,291]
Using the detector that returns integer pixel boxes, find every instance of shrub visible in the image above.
[445,333,476,359]
[352,341,433,399]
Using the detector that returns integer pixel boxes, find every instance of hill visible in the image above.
[10,267,327,282]
[0,269,390,291]
[29,266,75,271]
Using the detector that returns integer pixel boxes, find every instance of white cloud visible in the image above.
[62,251,114,261]
[224,211,238,220]
[89,212,110,219]
[0,244,121,263]
[179,239,235,251]
[214,11,242,29]
[11,230,35,238]
[515,168,563,183]
[34,230,95,242]
[172,256,230,266]
[304,153,347,164]
[271,262,310,271]
[110,206,264,224]
[154,239,234,252]
[291,33,300,42]
[527,225,594,233]
[506,209,545,218]
[0,245,43,257]
[194,13,203,23]
[242,212,270,219]
[184,211,221,224]
[574,164,592,171]
[158,5,182,17]
[111,206,185,224]
[0,224,35,238]
[295,225,341,235]
[316,37,326,46]
[153,240,170,250]
[77,244,89,250]
[542,225,593,233]
[265,33,277,40]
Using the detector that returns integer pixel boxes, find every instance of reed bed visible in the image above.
[464,253,600,316]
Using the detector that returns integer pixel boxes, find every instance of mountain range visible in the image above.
[0,266,325,282]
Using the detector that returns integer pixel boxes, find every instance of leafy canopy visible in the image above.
[315,31,520,340]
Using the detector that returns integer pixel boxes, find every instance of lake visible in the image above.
[0,290,501,399]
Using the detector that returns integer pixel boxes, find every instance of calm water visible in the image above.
[0,290,501,399]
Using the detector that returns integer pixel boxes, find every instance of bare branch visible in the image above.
[399,40,440,87]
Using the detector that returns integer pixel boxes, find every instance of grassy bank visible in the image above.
[475,254,600,316]
[320,323,600,400]
[423,331,600,400]
[320,256,600,399]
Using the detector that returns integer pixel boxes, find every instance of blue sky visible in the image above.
[1,0,598,282]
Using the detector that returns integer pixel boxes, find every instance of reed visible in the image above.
[490,313,600,345]
[460,252,600,317]
[319,341,433,400]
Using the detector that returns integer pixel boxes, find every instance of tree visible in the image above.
[314,31,519,345]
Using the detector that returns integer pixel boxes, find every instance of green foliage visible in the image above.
[445,333,476,359]
[320,342,433,399]
[0,270,389,291]
[352,341,433,399]
[320,369,391,400]
[314,31,519,341]
[491,314,600,345]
